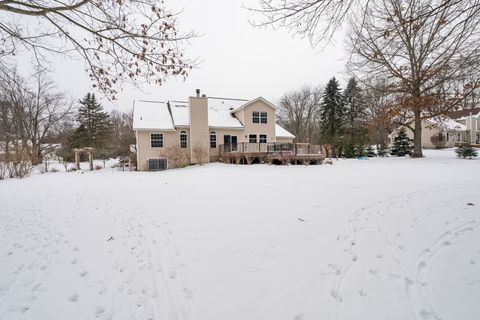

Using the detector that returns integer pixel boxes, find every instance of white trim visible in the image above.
[150,132,164,148]
[179,130,188,149]
[230,97,277,113]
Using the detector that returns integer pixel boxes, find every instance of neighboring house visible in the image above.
[448,107,480,144]
[133,91,297,171]
[388,116,467,149]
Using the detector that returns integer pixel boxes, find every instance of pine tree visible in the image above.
[74,93,111,149]
[455,144,478,159]
[366,145,376,157]
[377,145,389,157]
[343,77,370,153]
[390,128,413,156]
[343,78,367,132]
[320,77,344,147]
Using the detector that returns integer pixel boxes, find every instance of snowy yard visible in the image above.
[0,150,479,320]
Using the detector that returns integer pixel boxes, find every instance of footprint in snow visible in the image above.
[68,293,79,302]
[369,269,378,275]
[94,305,105,317]
[169,270,177,279]
[294,313,304,320]
[183,287,194,299]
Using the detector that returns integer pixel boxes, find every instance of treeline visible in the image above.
[0,71,135,178]
[277,77,393,158]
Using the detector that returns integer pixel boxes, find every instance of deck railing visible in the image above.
[219,143,323,156]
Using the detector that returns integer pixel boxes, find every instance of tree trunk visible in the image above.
[412,109,423,158]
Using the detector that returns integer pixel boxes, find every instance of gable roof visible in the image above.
[425,116,467,131]
[132,96,280,130]
[207,97,246,128]
[133,100,175,131]
[275,124,295,138]
[230,97,277,113]
[448,107,480,119]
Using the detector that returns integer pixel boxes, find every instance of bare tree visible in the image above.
[248,0,360,47]
[363,78,397,148]
[248,0,468,46]
[0,69,73,164]
[109,108,135,157]
[0,0,195,98]
[347,0,480,157]
[277,85,322,143]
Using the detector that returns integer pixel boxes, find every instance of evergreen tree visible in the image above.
[74,93,111,149]
[366,145,376,157]
[455,144,478,159]
[377,145,389,157]
[390,128,413,156]
[320,77,344,150]
[343,77,370,151]
[343,78,367,131]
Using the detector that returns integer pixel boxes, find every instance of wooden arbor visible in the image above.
[74,147,94,171]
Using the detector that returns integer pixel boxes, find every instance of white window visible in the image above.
[259,134,267,143]
[252,111,268,124]
[252,111,260,123]
[260,112,268,124]
[210,131,217,148]
[151,133,163,148]
[180,131,187,149]
[249,134,257,143]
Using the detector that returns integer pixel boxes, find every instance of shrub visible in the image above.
[455,144,478,159]
[390,128,413,157]
[430,132,447,149]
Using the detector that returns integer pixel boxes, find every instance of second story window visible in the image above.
[151,133,163,148]
[210,131,217,148]
[260,112,267,124]
[253,111,268,123]
[180,131,187,148]
[252,111,260,123]
[249,134,257,143]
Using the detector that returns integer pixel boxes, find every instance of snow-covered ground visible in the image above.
[0,149,479,320]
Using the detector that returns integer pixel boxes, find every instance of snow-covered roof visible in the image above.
[170,103,189,127]
[275,124,295,138]
[230,97,277,113]
[133,97,282,130]
[133,100,175,131]
[208,98,246,128]
[426,116,467,131]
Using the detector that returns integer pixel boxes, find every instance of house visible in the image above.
[388,116,467,149]
[133,90,304,171]
[448,107,480,144]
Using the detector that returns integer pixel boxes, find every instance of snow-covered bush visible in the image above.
[390,129,413,157]
[455,144,478,159]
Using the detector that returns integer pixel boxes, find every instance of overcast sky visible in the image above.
[49,0,347,112]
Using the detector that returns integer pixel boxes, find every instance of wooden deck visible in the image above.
[219,143,325,165]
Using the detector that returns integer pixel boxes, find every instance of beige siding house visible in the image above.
[133,91,296,171]
[388,116,468,149]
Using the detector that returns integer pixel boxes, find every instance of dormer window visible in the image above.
[252,111,267,124]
